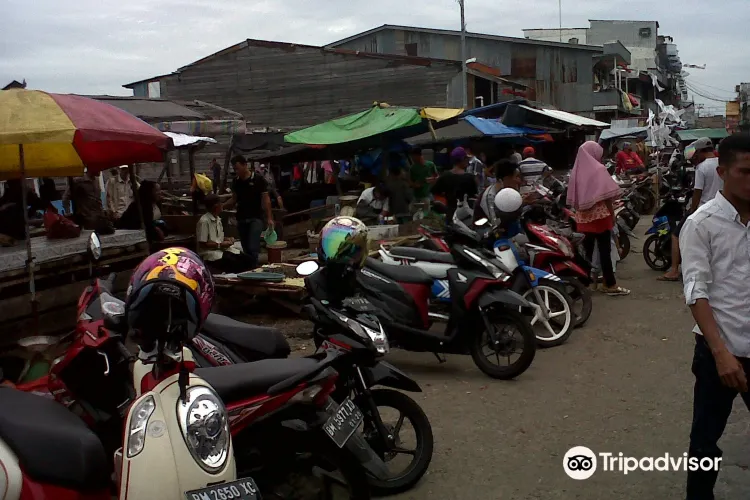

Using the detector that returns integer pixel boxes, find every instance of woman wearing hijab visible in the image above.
[567,142,630,296]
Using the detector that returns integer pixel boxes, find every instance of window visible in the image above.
[568,38,579,44]
[404,43,418,56]
[639,27,652,38]
[147,81,161,98]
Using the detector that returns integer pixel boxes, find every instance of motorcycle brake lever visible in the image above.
[98,350,110,376]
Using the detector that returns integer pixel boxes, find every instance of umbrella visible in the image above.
[0,89,172,314]
[0,89,171,179]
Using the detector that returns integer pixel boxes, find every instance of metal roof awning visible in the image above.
[518,105,610,128]
[676,128,729,142]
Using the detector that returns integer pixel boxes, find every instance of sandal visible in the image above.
[656,275,680,282]
[602,286,631,296]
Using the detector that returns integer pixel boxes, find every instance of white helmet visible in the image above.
[494,188,523,213]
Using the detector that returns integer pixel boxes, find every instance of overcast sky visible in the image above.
[2,0,745,114]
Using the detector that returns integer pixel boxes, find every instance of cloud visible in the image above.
[1,0,746,113]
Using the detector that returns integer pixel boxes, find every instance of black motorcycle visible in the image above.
[188,288,433,496]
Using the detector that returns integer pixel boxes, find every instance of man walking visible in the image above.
[660,138,721,281]
[680,134,750,499]
[105,165,136,220]
[211,159,222,194]
[431,147,477,221]
[518,146,552,194]
[223,155,274,268]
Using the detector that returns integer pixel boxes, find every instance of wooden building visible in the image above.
[122,39,525,130]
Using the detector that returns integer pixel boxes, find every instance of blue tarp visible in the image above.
[464,116,540,137]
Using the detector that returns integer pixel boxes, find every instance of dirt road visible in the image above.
[249,224,749,499]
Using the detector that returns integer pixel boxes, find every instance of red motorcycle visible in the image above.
[14,271,376,498]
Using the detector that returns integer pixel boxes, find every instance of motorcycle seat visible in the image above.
[0,388,109,491]
[388,246,455,264]
[196,358,322,402]
[365,257,434,285]
[203,314,291,359]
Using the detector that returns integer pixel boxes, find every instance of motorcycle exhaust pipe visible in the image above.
[428,312,449,321]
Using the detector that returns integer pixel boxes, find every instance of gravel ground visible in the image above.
[239,220,750,499]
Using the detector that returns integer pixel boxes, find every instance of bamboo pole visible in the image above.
[18,145,37,320]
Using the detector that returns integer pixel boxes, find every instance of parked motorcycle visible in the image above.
[642,186,686,272]
[1,233,243,500]
[360,231,537,379]
[189,287,434,495]
[380,210,574,347]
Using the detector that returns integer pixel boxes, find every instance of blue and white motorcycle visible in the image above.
[378,203,574,347]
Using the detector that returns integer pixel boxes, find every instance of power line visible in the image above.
[685,83,735,103]
[685,79,737,95]
[685,80,735,100]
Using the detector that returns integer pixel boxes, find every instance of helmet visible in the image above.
[126,247,214,341]
[494,188,523,213]
[318,216,369,270]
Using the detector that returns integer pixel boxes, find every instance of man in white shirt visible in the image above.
[105,166,136,220]
[197,195,252,273]
[660,138,720,281]
[679,134,750,499]
[356,185,388,219]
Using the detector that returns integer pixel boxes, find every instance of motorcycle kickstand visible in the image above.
[433,352,447,363]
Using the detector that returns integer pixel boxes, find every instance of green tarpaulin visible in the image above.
[676,128,729,142]
[284,107,423,145]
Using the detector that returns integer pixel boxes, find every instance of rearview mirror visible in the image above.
[296,261,319,276]
[474,218,488,227]
[88,232,102,261]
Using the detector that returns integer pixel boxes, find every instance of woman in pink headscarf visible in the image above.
[567,141,630,296]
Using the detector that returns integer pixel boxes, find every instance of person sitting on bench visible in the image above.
[197,194,255,274]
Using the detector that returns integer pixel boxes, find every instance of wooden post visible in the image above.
[18,145,37,321]
[222,135,235,193]
[128,164,146,233]
[158,153,169,184]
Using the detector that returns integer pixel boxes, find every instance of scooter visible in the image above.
[380,207,575,346]
[0,233,243,500]
[642,186,687,272]
[361,235,537,379]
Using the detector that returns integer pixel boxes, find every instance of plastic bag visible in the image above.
[194,173,213,194]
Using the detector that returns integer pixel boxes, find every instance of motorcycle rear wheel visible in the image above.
[643,234,671,271]
[470,308,536,379]
[522,282,574,348]
[562,278,593,328]
[638,187,657,214]
[616,232,631,261]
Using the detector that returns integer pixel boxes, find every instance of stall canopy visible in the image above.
[599,126,650,142]
[463,116,547,137]
[676,128,729,142]
[163,132,217,148]
[517,105,610,128]
[284,103,463,146]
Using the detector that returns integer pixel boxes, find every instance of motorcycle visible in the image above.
[1,233,243,500]
[14,236,375,499]
[188,292,434,495]
[642,186,686,272]
[360,227,537,378]
[380,209,574,347]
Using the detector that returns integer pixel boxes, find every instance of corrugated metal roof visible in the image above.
[327,24,604,52]
[519,105,610,128]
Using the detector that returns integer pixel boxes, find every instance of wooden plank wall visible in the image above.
[159,43,461,129]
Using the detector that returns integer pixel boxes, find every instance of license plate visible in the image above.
[323,398,364,448]
[185,478,260,500]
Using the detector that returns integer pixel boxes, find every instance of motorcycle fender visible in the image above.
[645,226,657,235]
[366,361,422,393]
[550,261,588,281]
[0,440,22,499]
[524,266,562,285]
[478,289,531,309]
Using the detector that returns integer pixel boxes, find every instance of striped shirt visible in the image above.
[519,157,551,194]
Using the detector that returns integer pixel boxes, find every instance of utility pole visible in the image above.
[459,0,468,109]
[559,0,562,42]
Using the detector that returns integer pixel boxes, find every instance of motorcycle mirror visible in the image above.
[296,261,319,276]
[88,232,102,261]
[474,218,488,227]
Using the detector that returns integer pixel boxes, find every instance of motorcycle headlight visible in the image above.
[177,386,230,473]
[127,395,155,458]
[347,318,390,354]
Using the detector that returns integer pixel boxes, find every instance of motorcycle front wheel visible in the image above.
[643,234,671,271]
[470,308,536,379]
[355,389,434,496]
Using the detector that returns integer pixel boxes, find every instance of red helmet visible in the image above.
[126,247,214,340]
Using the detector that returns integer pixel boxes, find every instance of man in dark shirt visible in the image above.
[223,155,274,268]
[384,164,414,224]
[431,146,477,221]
